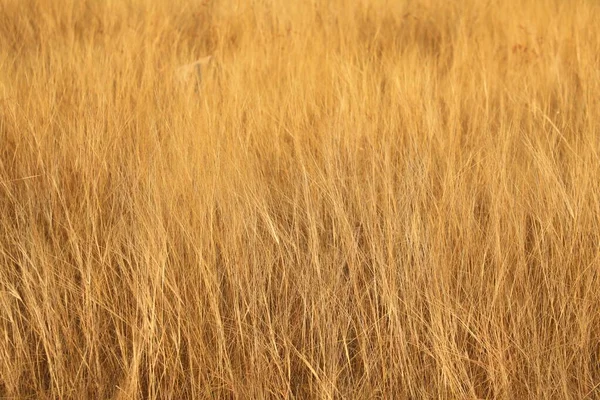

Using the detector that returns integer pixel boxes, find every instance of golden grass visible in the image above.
[1,0,599,398]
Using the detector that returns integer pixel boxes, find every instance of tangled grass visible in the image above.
[0,0,599,398]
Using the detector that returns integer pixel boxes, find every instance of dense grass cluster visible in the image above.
[1,0,599,398]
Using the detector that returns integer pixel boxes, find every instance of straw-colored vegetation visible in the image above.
[1,0,599,398]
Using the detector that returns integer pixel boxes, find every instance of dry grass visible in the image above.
[0,0,599,398]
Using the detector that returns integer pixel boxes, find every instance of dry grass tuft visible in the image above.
[0,0,599,398]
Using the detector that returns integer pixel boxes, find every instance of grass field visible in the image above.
[1,0,599,398]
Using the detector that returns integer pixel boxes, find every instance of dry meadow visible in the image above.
[1,0,599,398]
